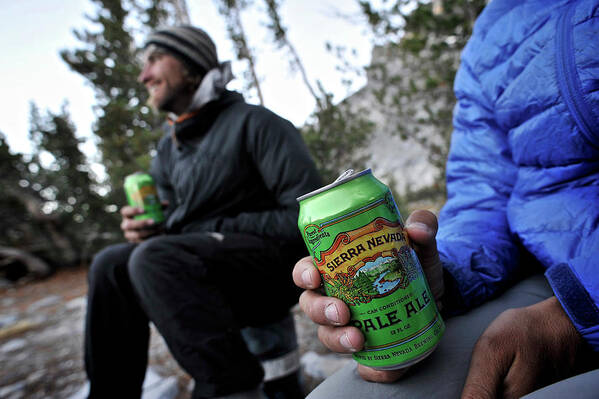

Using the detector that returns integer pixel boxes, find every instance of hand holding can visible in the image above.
[296,169,445,371]
[122,172,165,243]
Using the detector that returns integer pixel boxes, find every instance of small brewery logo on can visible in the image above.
[297,169,444,370]
[124,172,165,223]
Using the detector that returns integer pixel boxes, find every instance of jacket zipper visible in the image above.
[555,2,599,150]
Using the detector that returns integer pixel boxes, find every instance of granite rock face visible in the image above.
[344,45,450,197]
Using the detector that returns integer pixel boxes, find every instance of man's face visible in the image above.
[138,47,194,114]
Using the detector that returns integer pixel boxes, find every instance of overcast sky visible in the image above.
[0,0,373,159]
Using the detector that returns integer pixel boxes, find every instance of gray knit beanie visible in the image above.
[144,25,218,76]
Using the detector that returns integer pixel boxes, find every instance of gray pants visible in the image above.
[307,274,599,398]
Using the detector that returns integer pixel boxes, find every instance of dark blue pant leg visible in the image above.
[127,233,291,398]
[86,232,303,399]
[85,242,149,398]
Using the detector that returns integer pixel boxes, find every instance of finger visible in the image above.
[121,218,155,232]
[123,226,159,242]
[124,230,142,243]
[317,325,364,353]
[357,364,409,383]
[299,290,351,326]
[502,354,540,399]
[120,205,144,218]
[292,256,321,289]
[461,334,512,399]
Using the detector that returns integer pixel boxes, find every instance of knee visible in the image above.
[127,236,173,283]
[88,243,132,288]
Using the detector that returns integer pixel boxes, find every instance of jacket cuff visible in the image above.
[546,263,599,351]
[439,261,467,317]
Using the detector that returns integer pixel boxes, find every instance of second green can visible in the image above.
[297,169,444,370]
[124,172,165,223]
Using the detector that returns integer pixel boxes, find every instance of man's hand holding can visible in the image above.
[293,209,444,383]
[120,205,162,243]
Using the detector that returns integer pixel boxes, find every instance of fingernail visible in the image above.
[302,269,313,288]
[325,303,340,324]
[406,222,431,234]
[340,333,357,352]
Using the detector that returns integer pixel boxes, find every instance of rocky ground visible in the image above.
[0,266,352,399]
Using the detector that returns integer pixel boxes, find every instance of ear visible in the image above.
[189,73,204,86]
[183,74,203,96]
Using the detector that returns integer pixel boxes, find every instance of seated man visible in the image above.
[84,26,321,399]
[294,0,599,397]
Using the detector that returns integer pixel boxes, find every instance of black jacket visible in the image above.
[150,91,322,241]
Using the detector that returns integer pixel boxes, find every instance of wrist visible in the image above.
[439,267,465,317]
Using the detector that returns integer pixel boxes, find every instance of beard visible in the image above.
[148,80,195,114]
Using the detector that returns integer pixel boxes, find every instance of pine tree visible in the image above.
[0,103,117,272]
[0,133,39,255]
[28,103,115,264]
[0,133,52,278]
[60,0,171,209]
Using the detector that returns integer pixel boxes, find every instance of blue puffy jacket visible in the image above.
[437,0,599,350]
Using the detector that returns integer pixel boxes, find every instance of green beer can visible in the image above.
[124,172,165,223]
[297,169,444,369]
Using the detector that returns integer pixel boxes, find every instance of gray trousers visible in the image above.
[307,274,599,398]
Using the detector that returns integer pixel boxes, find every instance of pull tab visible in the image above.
[334,169,355,183]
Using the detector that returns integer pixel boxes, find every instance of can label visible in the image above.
[299,171,443,369]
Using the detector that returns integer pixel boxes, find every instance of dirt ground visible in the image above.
[0,266,349,399]
[0,267,89,398]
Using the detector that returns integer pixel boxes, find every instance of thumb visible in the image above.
[405,210,444,302]
[404,210,437,248]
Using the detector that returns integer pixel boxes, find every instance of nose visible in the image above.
[138,63,151,84]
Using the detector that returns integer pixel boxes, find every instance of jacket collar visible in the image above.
[168,90,243,146]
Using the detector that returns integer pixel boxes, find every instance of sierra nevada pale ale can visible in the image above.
[124,172,165,223]
[297,169,444,369]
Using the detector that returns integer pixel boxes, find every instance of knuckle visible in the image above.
[462,383,495,399]
[316,328,332,350]
[500,307,520,319]
[291,268,303,287]
[293,257,312,279]
[298,291,315,317]
[317,326,342,351]
[474,332,503,353]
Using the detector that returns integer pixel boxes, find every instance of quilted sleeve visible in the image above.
[437,46,521,314]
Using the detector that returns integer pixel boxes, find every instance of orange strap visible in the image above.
[167,108,202,126]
